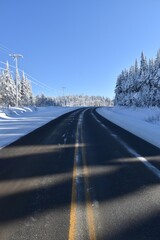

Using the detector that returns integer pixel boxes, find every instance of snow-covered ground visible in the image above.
[0,106,78,149]
[1,106,160,151]
[97,107,160,149]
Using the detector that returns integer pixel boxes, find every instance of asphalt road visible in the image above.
[0,108,159,240]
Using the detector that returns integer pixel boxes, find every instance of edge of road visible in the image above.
[3,108,85,148]
[93,108,160,178]
[94,107,160,157]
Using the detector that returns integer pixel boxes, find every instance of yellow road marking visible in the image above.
[68,113,96,240]
[68,144,78,240]
[68,120,79,240]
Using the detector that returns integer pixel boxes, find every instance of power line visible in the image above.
[0,67,13,73]
[0,61,7,65]
[0,60,54,92]
[0,43,14,54]
[0,45,57,93]
[24,72,55,91]
[0,44,61,95]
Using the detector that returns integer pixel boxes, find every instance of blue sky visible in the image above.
[1,0,160,98]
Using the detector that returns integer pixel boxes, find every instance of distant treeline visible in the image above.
[35,94,113,107]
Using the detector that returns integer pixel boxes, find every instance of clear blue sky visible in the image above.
[1,0,160,98]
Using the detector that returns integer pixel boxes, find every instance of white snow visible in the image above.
[0,106,78,149]
[1,106,160,152]
[96,106,160,149]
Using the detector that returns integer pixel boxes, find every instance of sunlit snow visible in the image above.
[1,106,160,150]
[97,107,160,149]
[0,106,77,148]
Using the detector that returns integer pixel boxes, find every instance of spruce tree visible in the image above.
[20,71,33,106]
[0,62,16,106]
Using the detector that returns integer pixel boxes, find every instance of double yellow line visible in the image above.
[68,113,96,240]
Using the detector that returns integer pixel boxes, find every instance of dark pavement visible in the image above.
[0,108,159,240]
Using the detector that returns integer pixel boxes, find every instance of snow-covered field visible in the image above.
[97,107,160,149]
[0,106,78,149]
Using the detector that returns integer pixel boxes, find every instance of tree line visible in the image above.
[35,94,112,107]
[0,61,112,107]
[115,50,160,107]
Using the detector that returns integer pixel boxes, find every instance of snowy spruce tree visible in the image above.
[152,50,160,106]
[115,49,160,107]
[0,61,34,107]
[0,62,16,106]
[20,71,33,106]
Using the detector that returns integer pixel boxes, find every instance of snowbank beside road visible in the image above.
[96,107,160,149]
[0,106,78,148]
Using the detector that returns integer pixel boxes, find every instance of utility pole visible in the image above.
[9,54,23,107]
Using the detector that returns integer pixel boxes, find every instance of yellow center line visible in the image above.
[68,113,96,240]
[68,143,78,240]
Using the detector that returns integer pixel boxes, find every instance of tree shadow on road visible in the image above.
[0,110,159,239]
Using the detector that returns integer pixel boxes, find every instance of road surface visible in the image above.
[0,108,159,240]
